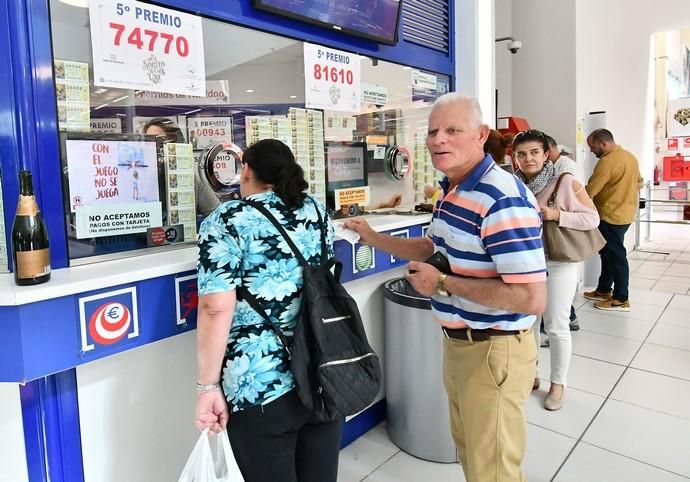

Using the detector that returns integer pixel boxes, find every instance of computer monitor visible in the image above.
[325,141,367,210]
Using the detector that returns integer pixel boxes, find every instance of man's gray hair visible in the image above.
[431,93,484,128]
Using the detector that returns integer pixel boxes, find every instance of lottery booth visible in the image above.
[0,1,454,480]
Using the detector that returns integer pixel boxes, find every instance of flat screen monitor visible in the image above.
[325,141,367,192]
[59,133,169,260]
[253,0,402,45]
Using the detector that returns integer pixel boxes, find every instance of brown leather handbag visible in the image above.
[543,174,606,262]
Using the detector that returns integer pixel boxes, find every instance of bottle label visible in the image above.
[16,195,40,216]
[16,248,50,279]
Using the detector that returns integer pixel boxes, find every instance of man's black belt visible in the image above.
[442,326,524,342]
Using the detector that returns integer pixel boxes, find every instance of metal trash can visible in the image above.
[383,278,457,463]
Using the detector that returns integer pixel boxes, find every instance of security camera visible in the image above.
[495,36,522,55]
[507,40,522,54]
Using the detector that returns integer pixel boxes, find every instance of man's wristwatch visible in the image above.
[437,273,449,296]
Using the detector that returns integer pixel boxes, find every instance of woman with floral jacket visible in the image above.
[195,139,340,482]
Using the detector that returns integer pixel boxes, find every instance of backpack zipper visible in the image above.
[321,315,351,324]
[319,352,376,368]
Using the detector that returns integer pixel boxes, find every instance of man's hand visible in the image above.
[405,261,441,297]
[379,194,402,209]
[195,389,229,433]
[343,218,378,245]
[424,184,439,199]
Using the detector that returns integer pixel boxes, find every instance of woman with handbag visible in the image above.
[194,139,342,481]
[513,130,600,411]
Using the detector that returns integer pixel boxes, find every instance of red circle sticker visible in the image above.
[150,227,166,245]
[88,302,131,345]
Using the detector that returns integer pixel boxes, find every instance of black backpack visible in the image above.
[238,197,381,422]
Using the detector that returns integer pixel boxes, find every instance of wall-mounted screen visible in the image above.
[253,0,402,45]
[325,141,367,192]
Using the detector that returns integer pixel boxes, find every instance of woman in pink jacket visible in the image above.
[513,130,600,411]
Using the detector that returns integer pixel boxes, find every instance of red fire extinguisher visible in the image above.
[654,165,660,185]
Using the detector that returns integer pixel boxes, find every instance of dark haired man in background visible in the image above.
[584,129,643,312]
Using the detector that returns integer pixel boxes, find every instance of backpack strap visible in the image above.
[244,196,330,267]
[237,286,292,356]
[235,195,329,357]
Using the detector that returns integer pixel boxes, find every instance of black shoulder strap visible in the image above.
[244,196,329,267]
[235,196,329,355]
[237,286,291,356]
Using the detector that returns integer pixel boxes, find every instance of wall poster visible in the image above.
[64,137,163,238]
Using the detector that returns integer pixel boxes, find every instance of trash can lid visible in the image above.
[383,278,431,310]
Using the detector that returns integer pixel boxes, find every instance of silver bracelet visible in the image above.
[196,382,221,393]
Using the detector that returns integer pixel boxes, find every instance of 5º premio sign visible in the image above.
[88,0,205,96]
[303,43,361,113]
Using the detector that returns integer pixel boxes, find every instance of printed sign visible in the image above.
[187,116,233,149]
[667,97,690,138]
[412,69,438,102]
[75,202,163,238]
[334,186,370,209]
[132,80,229,106]
[304,43,361,112]
[164,143,197,241]
[79,287,139,353]
[89,0,205,96]
[90,118,122,133]
[55,59,90,132]
[361,83,388,107]
[65,139,160,211]
[669,138,679,150]
[175,274,198,326]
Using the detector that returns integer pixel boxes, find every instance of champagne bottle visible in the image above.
[11,170,50,285]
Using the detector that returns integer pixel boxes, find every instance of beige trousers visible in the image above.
[442,330,537,482]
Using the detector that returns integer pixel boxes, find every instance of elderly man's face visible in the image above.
[425,102,487,179]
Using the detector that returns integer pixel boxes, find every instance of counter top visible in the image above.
[0,213,432,307]
[0,247,197,306]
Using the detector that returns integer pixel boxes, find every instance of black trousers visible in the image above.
[227,390,343,482]
[596,220,631,302]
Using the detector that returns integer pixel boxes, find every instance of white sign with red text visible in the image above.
[303,43,360,113]
[89,0,205,96]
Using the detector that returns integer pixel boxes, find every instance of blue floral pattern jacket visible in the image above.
[197,191,334,412]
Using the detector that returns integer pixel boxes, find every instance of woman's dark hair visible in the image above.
[484,129,508,163]
[143,117,186,143]
[243,139,308,208]
[512,129,549,153]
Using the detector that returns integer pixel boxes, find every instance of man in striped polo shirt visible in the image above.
[345,93,546,482]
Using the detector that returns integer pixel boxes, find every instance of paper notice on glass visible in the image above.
[164,143,196,241]
[55,59,90,132]
[75,202,163,238]
[303,43,361,112]
[89,0,205,96]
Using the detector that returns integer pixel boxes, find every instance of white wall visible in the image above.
[495,0,513,118]
[0,384,29,482]
[576,0,690,181]
[511,0,576,148]
[455,0,496,125]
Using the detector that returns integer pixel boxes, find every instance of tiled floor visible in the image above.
[338,242,690,481]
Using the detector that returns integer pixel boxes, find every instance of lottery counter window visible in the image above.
[48,0,449,263]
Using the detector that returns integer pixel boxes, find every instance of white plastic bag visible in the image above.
[179,429,244,482]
